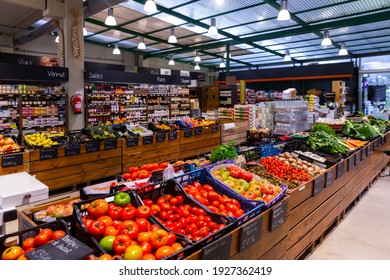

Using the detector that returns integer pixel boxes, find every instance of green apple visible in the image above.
[114,192,131,207]
[221,172,230,180]
[99,235,115,253]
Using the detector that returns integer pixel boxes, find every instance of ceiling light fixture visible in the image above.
[144,0,157,13]
[277,0,290,21]
[55,35,59,43]
[105,8,117,26]
[223,52,232,59]
[113,43,120,55]
[194,52,201,62]
[219,58,226,68]
[168,28,177,44]
[168,55,175,66]
[321,30,332,46]
[208,18,218,35]
[338,43,348,56]
[194,63,200,71]
[138,37,146,50]
[284,50,291,61]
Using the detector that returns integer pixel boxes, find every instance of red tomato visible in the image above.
[149,224,160,232]
[142,199,154,207]
[193,181,203,191]
[131,172,139,180]
[40,228,53,237]
[169,197,179,206]
[263,195,275,203]
[122,173,132,181]
[22,238,35,250]
[203,184,214,192]
[104,226,119,237]
[113,234,131,255]
[51,230,66,240]
[112,220,123,230]
[87,199,108,219]
[83,218,93,229]
[108,205,123,220]
[159,162,169,169]
[142,253,156,260]
[129,166,139,173]
[98,254,113,260]
[34,233,51,247]
[160,202,171,212]
[139,241,152,255]
[235,209,245,217]
[97,216,113,227]
[135,218,150,232]
[149,229,169,249]
[193,236,203,242]
[136,232,151,243]
[138,170,149,179]
[151,204,161,215]
[155,245,174,260]
[121,205,136,221]
[207,191,219,201]
[88,220,106,237]
[171,242,183,253]
[167,232,177,246]
[136,206,151,219]
[119,221,139,239]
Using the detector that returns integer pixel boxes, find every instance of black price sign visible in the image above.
[212,124,219,132]
[367,144,372,156]
[195,127,202,135]
[25,235,93,260]
[156,132,166,142]
[336,160,345,179]
[313,174,325,197]
[184,129,193,138]
[238,216,263,253]
[361,147,367,160]
[1,154,23,168]
[143,135,153,145]
[104,139,117,150]
[65,146,80,156]
[355,152,361,165]
[348,155,355,171]
[86,141,100,153]
[40,147,58,160]
[270,200,288,232]
[326,169,334,188]
[127,137,138,147]
[201,234,232,260]
[168,131,177,141]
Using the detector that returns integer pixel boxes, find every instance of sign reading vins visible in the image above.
[40,147,58,160]
[238,216,263,253]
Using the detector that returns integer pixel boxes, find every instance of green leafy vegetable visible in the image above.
[210,142,238,162]
[311,124,336,136]
[305,131,351,155]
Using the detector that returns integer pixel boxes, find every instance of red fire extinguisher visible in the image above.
[71,93,83,114]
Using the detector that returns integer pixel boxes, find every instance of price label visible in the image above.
[104,139,117,150]
[326,169,334,188]
[195,127,202,135]
[40,147,58,160]
[355,152,361,165]
[127,137,138,147]
[270,200,288,232]
[86,141,100,153]
[336,160,345,179]
[201,234,232,260]
[313,174,325,197]
[367,144,372,156]
[168,131,177,141]
[184,129,193,138]
[65,146,80,156]
[143,135,153,145]
[212,124,219,132]
[348,154,355,171]
[361,147,367,160]
[156,132,166,142]
[238,216,263,253]
[1,154,23,168]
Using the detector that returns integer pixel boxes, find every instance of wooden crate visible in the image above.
[29,140,122,191]
[0,151,29,175]
[180,126,221,159]
[220,120,249,146]
[286,180,314,211]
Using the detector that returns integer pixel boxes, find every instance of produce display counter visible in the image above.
[0,151,29,175]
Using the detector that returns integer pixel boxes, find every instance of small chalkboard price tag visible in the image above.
[326,169,334,188]
[25,235,93,260]
[270,200,288,232]
[40,147,58,160]
[127,137,138,147]
[104,139,117,150]
[65,146,80,156]
[361,147,367,160]
[86,141,100,153]
[156,132,166,142]
[195,127,202,135]
[212,124,219,132]
[313,174,325,196]
[238,216,263,253]
[355,152,361,165]
[168,131,177,141]
[143,135,153,145]
[184,129,193,138]
[348,155,355,171]
[1,154,23,168]
[201,234,232,260]
[367,144,372,156]
[336,160,345,179]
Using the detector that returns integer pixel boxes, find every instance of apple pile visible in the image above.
[211,165,283,203]
[80,193,184,260]
[142,193,227,242]
[0,134,21,154]
[1,227,67,260]
[44,198,81,219]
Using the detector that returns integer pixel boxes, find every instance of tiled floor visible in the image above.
[308,170,390,260]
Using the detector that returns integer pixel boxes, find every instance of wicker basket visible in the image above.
[327,123,345,131]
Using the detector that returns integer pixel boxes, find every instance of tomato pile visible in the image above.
[142,193,226,242]
[183,181,245,218]
[81,194,183,260]
[260,157,311,182]
[122,161,186,181]
[1,227,67,260]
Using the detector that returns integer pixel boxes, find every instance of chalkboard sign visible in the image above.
[184,129,193,138]
[86,141,100,153]
[270,200,288,232]
[355,152,361,165]
[104,139,117,150]
[313,174,325,197]
[168,131,177,141]
[326,169,334,188]
[156,132,166,142]
[25,235,93,260]
[127,137,138,147]
[361,147,367,160]
[238,216,263,253]
[201,234,232,260]
[40,147,58,160]
[336,160,344,179]
[367,144,372,156]
[212,124,219,132]
[348,155,355,171]
[65,146,80,156]
[143,135,153,145]
[1,153,23,168]
[195,127,202,135]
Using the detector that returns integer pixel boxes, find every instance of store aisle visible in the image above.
[308,170,390,260]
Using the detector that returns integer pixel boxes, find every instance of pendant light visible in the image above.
[338,43,348,56]
[321,30,332,46]
[194,63,200,71]
[284,50,291,61]
[194,51,201,62]
[168,28,177,44]
[144,0,157,13]
[168,55,175,66]
[138,37,146,50]
[113,44,120,55]
[277,0,290,21]
[219,58,226,68]
[208,18,218,35]
[105,8,117,26]
[55,35,59,43]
